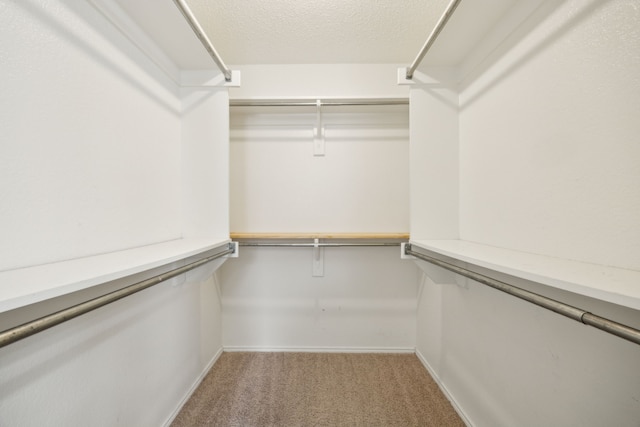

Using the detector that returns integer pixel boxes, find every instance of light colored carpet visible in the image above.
[172,352,465,427]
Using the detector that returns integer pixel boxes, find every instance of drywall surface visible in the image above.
[415,264,640,427]
[230,105,409,233]
[0,1,228,425]
[0,270,224,427]
[224,64,415,351]
[229,64,409,234]
[220,247,418,351]
[412,1,640,425]
[181,87,230,239]
[458,0,640,270]
[0,0,182,271]
[408,69,459,240]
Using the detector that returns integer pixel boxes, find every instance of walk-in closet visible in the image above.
[1,0,639,426]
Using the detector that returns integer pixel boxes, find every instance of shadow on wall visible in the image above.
[0,281,180,398]
[11,0,180,115]
[458,0,604,110]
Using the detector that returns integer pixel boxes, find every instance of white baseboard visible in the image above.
[415,349,473,427]
[163,346,224,427]
[223,346,415,354]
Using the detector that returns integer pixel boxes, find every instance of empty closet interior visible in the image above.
[1,0,639,426]
[226,99,414,351]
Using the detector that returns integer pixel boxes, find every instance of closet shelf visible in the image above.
[410,239,640,311]
[231,232,410,240]
[0,238,230,314]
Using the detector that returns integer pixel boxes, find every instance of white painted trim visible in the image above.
[415,349,473,427]
[87,0,181,84]
[223,346,415,354]
[162,346,225,427]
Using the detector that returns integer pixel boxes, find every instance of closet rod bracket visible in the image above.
[314,100,325,156]
[312,238,324,277]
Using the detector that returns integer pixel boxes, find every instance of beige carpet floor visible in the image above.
[171,352,464,427]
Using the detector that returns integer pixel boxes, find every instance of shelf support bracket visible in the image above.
[313,100,325,156]
[312,238,324,277]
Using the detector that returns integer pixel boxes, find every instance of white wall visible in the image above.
[413,1,640,425]
[223,64,418,350]
[222,247,417,351]
[230,104,409,233]
[459,0,640,270]
[416,265,640,427]
[408,68,459,240]
[0,266,224,427]
[0,0,182,272]
[0,1,229,425]
[181,87,230,240]
[229,65,410,235]
[229,65,410,236]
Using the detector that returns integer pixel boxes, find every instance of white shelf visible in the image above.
[0,238,230,314]
[410,239,640,311]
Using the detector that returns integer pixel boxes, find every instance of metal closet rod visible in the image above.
[0,244,235,349]
[406,0,462,79]
[239,242,402,248]
[405,244,640,346]
[230,98,409,107]
[172,0,232,81]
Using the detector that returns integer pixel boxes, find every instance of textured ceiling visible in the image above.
[184,0,450,65]
[115,0,518,69]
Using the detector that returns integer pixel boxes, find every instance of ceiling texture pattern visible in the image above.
[114,0,519,69]
[183,0,451,64]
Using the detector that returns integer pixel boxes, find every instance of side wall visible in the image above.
[408,68,459,240]
[414,1,640,425]
[0,2,227,425]
[459,0,640,270]
[0,0,182,271]
[416,264,640,427]
[181,86,230,240]
[0,268,224,427]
